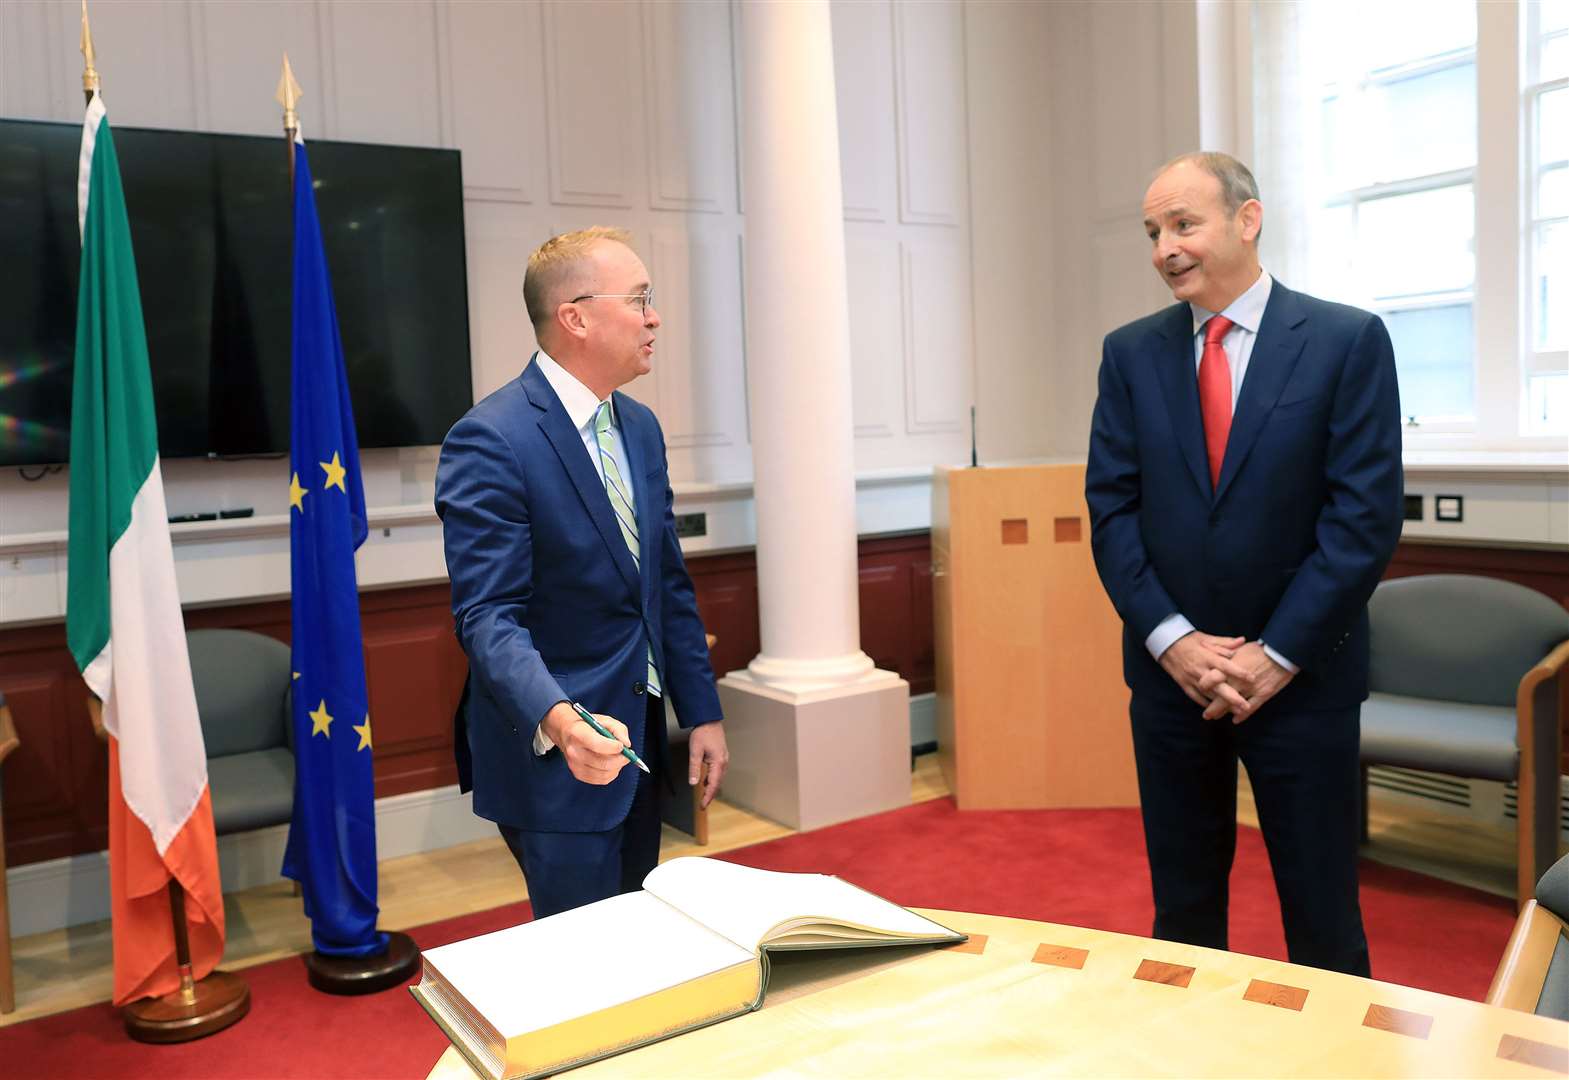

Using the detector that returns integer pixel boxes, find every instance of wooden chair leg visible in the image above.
[0,703,17,1015]
[692,761,709,847]
[1517,648,1567,911]
[0,814,13,1014]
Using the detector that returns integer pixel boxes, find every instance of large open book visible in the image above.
[409,856,964,1080]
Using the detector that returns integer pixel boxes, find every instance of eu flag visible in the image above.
[281,136,387,957]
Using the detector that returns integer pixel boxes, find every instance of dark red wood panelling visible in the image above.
[11,533,1561,868]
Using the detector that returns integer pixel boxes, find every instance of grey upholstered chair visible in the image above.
[0,693,18,1013]
[1361,574,1569,907]
[187,629,295,835]
[1488,851,1569,1019]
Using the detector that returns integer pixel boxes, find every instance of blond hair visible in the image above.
[523,226,635,333]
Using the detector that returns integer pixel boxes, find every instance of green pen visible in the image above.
[571,701,651,774]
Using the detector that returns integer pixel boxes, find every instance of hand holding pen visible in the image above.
[571,702,651,774]
[541,700,645,785]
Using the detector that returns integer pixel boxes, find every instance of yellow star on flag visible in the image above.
[353,713,373,751]
[309,699,334,738]
[320,451,347,493]
[289,471,307,512]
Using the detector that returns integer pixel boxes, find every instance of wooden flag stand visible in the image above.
[121,880,250,1043]
[304,931,420,995]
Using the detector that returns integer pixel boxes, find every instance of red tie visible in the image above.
[1198,315,1234,490]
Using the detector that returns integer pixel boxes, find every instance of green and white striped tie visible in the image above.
[594,401,661,695]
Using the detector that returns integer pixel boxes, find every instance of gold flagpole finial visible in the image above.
[276,53,303,137]
[80,0,100,101]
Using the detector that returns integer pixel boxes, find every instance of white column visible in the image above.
[720,0,908,831]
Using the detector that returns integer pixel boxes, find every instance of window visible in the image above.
[1527,0,1569,434]
[1252,1,1566,445]
[1315,1,1478,428]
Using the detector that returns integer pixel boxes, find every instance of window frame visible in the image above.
[1524,4,1568,419]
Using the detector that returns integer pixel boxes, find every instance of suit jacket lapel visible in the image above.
[614,391,658,609]
[1214,285,1308,504]
[523,360,642,599]
[1153,305,1212,499]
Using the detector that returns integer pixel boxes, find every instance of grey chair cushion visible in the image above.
[206,747,295,834]
[1537,933,1569,1021]
[1360,692,1517,781]
[1531,854,1569,1020]
[1369,575,1569,706]
[1539,852,1569,924]
[187,629,292,758]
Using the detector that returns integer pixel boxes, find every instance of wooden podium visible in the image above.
[932,463,1138,810]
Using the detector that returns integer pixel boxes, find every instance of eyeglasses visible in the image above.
[570,287,655,317]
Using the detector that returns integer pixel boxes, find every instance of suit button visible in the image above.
[633,682,645,696]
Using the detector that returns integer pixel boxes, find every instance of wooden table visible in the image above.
[427,909,1569,1079]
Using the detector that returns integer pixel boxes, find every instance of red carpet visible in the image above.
[0,797,1518,1079]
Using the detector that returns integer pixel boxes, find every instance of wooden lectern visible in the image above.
[932,463,1138,810]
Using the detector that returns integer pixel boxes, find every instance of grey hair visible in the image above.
[1157,151,1260,216]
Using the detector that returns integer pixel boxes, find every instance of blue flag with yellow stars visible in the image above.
[280,135,387,958]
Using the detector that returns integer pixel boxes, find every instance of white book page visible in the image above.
[643,857,957,951]
[420,891,753,1038]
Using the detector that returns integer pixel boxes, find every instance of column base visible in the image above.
[716,668,910,832]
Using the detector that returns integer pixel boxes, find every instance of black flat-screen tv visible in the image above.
[0,118,472,467]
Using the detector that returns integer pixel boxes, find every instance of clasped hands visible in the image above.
[1158,632,1294,724]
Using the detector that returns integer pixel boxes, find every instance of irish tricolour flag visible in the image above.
[65,91,225,1006]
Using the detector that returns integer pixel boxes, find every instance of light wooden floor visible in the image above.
[0,754,1521,1028]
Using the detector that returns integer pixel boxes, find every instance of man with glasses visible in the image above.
[436,227,728,918]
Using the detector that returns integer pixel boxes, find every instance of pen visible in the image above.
[571,701,651,774]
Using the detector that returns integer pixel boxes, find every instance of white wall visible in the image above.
[0,0,1024,624]
[0,0,1559,628]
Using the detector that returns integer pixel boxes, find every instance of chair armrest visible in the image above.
[0,703,17,765]
[1515,637,1569,907]
[1516,636,1569,781]
[1487,899,1567,1012]
[1519,638,1569,704]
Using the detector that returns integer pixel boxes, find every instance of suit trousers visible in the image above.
[499,696,666,920]
[1129,695,1370,977]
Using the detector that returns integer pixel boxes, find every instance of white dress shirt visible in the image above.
[1144,271,1299,675]
[529,351,656,754]
[535,349,635,503]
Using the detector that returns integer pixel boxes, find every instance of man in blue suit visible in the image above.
[1086,153,1402,976]
[435,227,728,919]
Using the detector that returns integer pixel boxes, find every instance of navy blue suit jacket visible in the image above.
[1085,281,1404,712]
[434,357,722,832]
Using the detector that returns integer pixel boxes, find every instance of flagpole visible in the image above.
[277,53,300,187]
[78,3,250,1043]
[277,55,420,996]
[79,0,97,107]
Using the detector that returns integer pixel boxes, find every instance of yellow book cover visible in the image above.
[409,856,964,1080]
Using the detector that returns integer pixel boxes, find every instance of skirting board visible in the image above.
[4,783,498,939]
[8,693,942,938]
